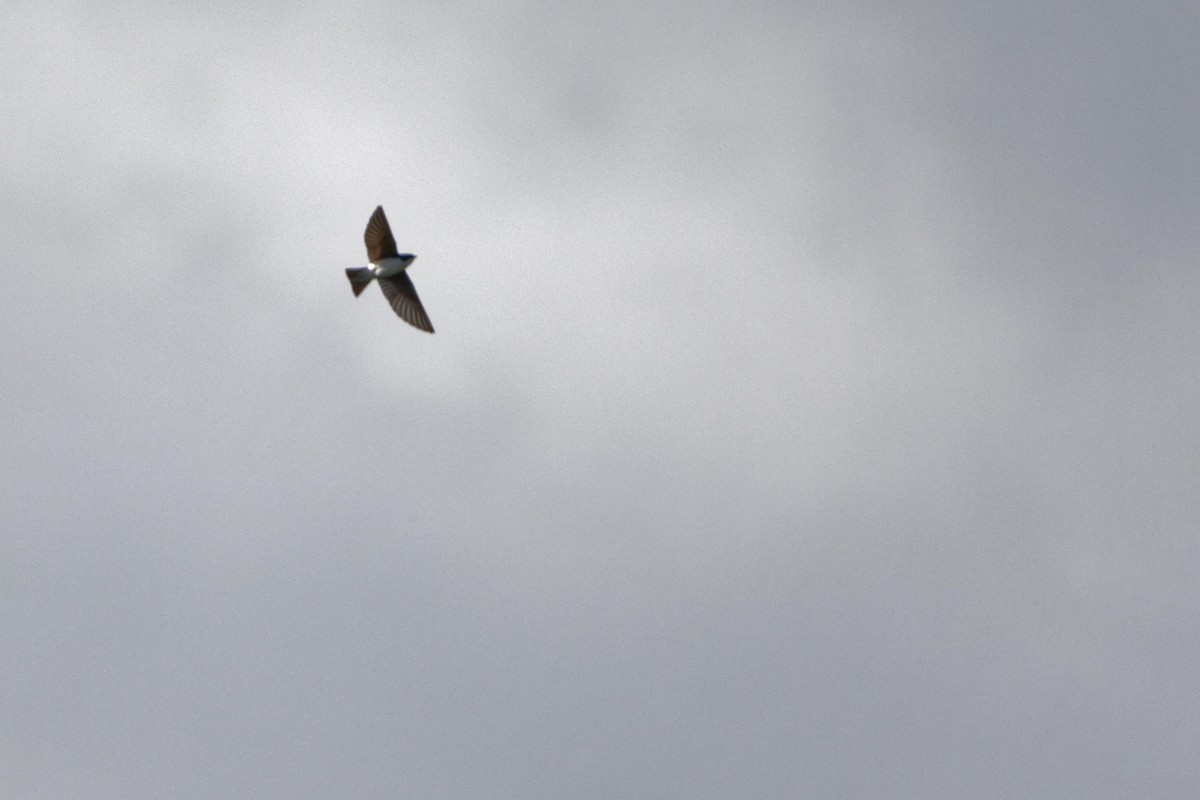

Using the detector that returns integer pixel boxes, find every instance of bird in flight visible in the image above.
[345,205,434,333]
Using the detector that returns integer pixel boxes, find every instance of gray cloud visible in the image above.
[2,1,1198,797]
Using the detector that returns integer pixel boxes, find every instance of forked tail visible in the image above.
[345,267,373,297]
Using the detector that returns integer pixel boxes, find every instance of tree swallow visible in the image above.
[345,205,434,333]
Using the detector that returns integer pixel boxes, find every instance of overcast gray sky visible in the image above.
[3,1,1199,797]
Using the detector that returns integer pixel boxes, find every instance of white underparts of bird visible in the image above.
[345,205,435,333]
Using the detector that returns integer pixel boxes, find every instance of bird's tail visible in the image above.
[346,267,374,297]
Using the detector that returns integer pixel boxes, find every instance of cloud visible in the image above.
[2,1,1198,797]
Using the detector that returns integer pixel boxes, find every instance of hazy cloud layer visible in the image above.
[3,1,1198,797]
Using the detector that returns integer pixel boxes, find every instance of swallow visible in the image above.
[345,205,434,333]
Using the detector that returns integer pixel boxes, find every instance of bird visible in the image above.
[345,205,434,333]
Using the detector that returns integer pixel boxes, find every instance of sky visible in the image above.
[2,0,1199,796]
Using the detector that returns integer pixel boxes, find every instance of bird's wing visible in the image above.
[378,274,435,333]
[364,205,398,262]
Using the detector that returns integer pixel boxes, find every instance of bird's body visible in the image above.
[371,256,415,279]
[346,206,434,333]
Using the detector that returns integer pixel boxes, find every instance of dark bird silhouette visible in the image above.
[345,205,434,333]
